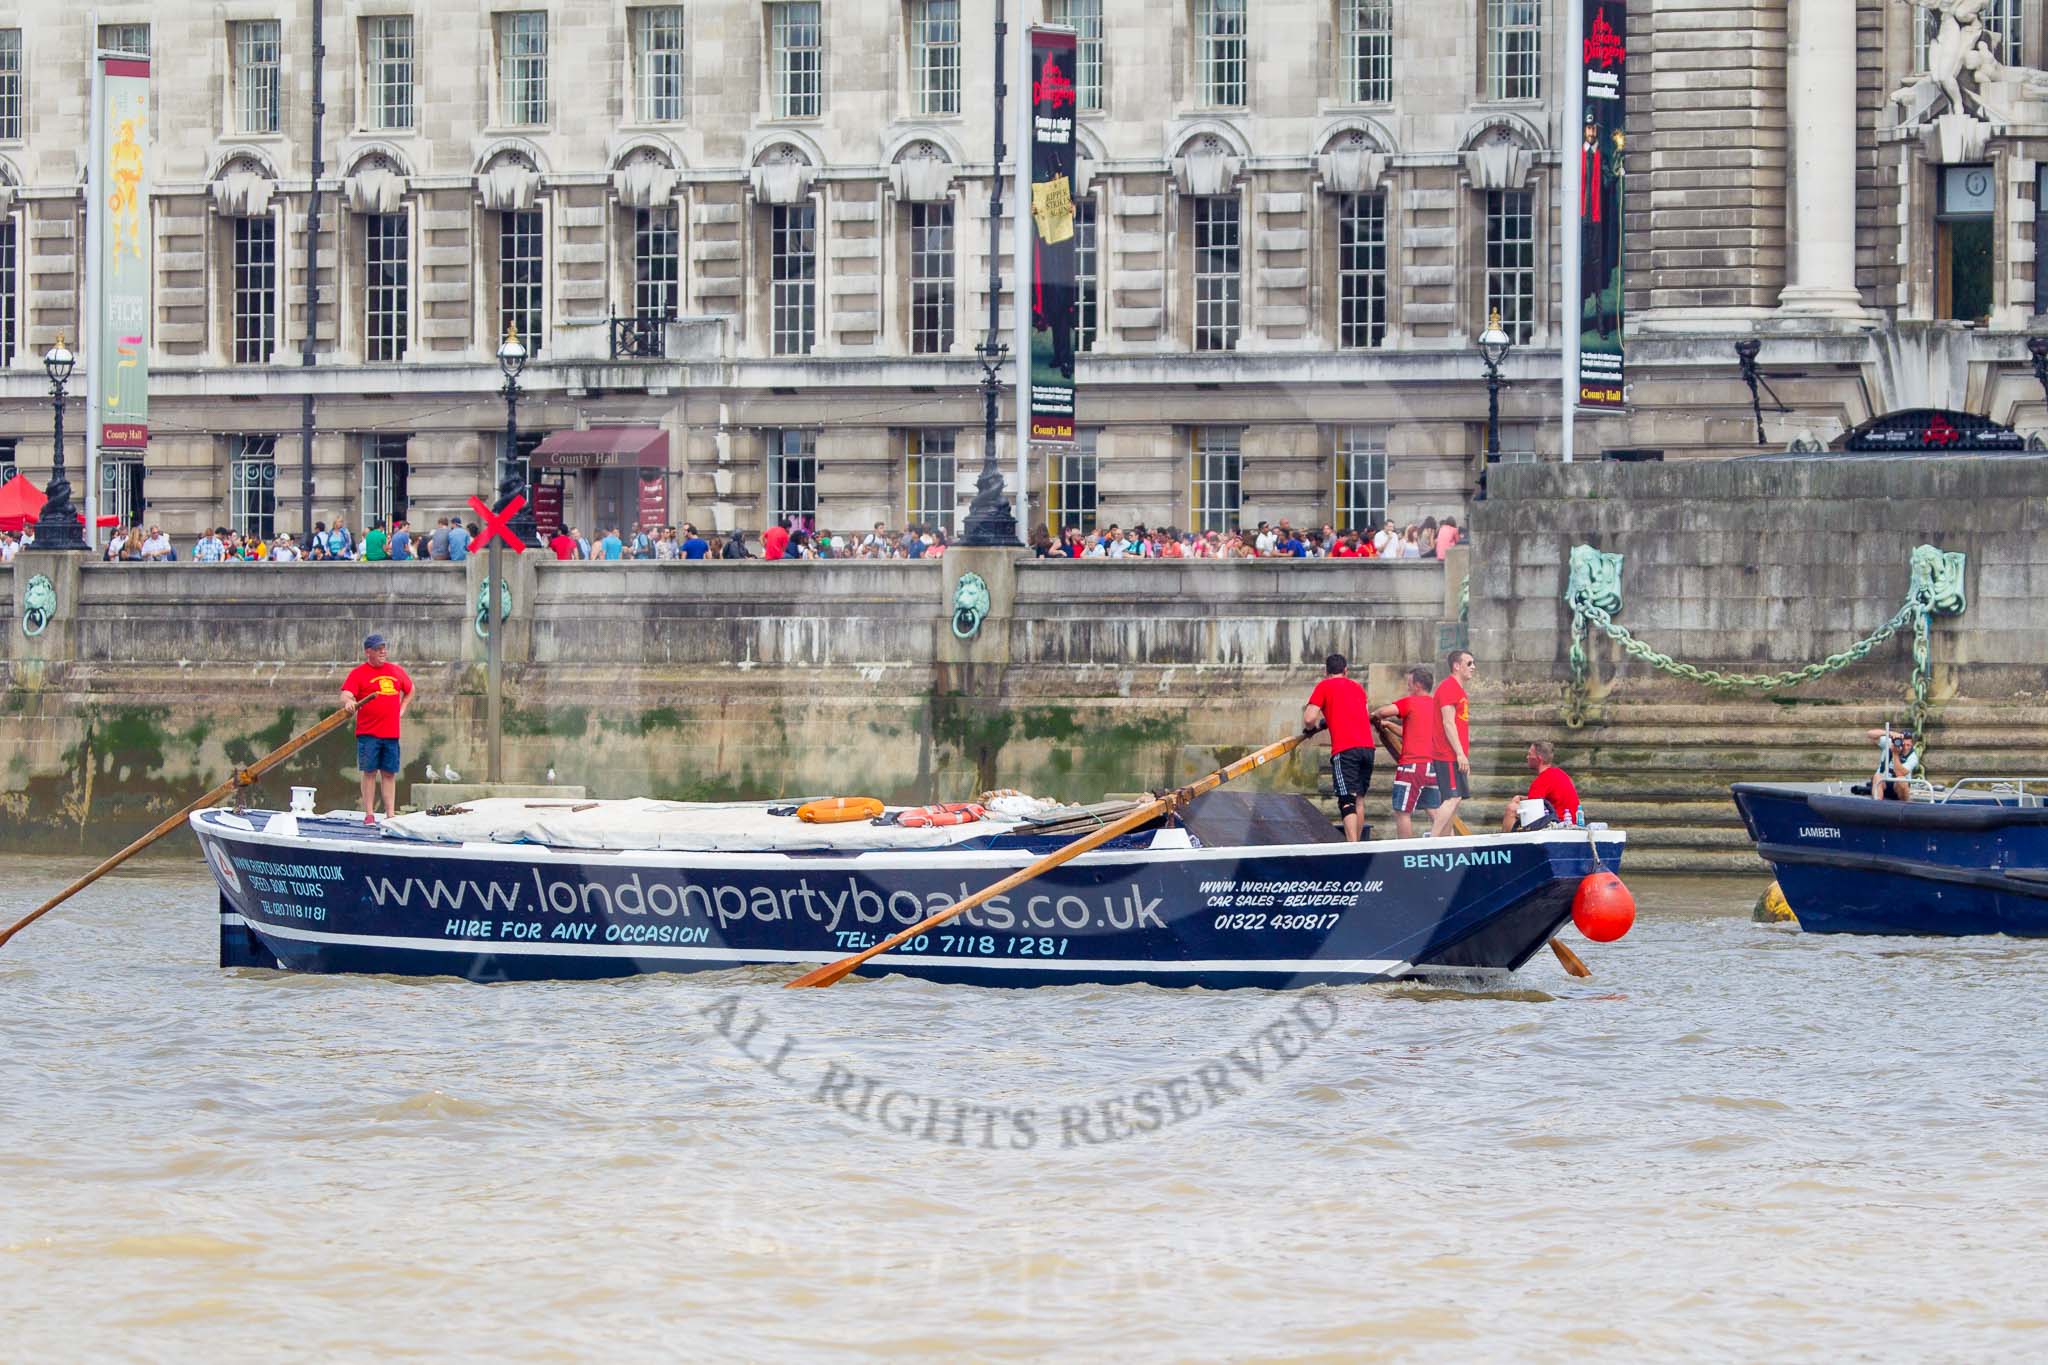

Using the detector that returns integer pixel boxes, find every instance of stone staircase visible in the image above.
[1463,699,2048,874]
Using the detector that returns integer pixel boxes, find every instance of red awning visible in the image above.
[0,474,46,530]
[530,427,669,470]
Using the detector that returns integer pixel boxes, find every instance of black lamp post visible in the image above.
[1473,311,1511,501]
[33,337,85,551]
[496,324,535,544]
[2028,335,2048,414]
[958,7,1019,547]
[1735,338,1767,446]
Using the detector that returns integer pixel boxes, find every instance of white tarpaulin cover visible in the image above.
[383,796,1068,852]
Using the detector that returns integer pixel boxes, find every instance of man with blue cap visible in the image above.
[341,633,413,823]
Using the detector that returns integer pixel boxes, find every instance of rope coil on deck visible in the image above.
[1562,543,1968,742]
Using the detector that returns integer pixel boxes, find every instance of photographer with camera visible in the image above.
[1866,722,1920,802]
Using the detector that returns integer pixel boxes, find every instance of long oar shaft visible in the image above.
[0,707,351,951]
[788,732,1307,989]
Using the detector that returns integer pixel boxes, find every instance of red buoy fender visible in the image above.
[1572,870,1636,942]
[898,802,987,828]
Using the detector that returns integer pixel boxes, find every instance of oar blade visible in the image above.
[787,959,858,989]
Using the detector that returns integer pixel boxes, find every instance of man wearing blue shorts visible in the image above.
[341,633,414,823]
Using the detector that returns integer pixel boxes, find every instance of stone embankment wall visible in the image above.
[1471,455,2048,709]
[0,556,1454,850]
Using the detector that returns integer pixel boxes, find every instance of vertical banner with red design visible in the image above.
[1026,27,1078,444]
[94,55,153,450]
[1576,0,1626,410]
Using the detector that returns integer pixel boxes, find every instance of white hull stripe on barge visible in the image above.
[244,919,1412,976]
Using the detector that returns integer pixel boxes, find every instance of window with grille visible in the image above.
[634,207,681,320]
[906,430,958,535]
[364,213,409,362]
[1484,189,1535,344]
[0,218,15,367]
[1485,0,1541,101]
[771,202,817,355]
[769,429,817,525]
[1915,1,2022,68]
[363,16,414,131]
[909,202,954,354]
[1191,196,1241,352]
[1497,426,1538,463]
[1334,428,1388,532]
[499,209,544,349]
[232,217,277,364]
[1075,198,1098,353]
[1195,0,1247,108]
[1048,0,1104,111]
[361,435,410,529]
[99,23,151,56]
[1337,192,1387,349]
[634,7,687,122]
[1048,435,1097,535]
[0,31,21,141]
[233,21,281,134]
[498,11,549,126]
[1190,428,1242,533]
[1339,0,1391,103]
[910,0,962,116]
[231,436,278,539]
[770,3,823,119]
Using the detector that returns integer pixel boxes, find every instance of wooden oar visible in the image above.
[787,732,1310,989]
[0,706,352,951]
[1370,715,1591,980]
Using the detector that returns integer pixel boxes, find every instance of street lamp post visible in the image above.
[1474,311,1512,501]
[2028,335,2048,415]
[1735,338,1767,446]
[958,4,1019,547]
[33,338,86,551]
[485,324,528,785]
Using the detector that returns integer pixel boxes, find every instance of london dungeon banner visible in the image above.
[1027,28,1078,445]
[95,56,152,449]
[1577,0,1625,411]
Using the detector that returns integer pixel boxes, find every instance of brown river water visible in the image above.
[4,857,2047,1361]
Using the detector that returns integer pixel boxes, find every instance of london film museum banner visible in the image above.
[96,54,152,449]
[1577,0,1626,411]
[1027,27,1078,445]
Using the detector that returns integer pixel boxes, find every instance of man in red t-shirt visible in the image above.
[1302,652,1374,841]
[762,519,791,560]
[1373,666,1450,839]
[1503,739,1582,830]
[341,633,415,823]
[1434,649,1476,833]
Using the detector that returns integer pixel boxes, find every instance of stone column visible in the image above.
[11,551,83,684]
[1777,0,1870,318]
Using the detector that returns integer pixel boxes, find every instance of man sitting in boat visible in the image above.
[1865,724,1920,802]
[1502,740,1581,831]
[1302,652,1375,842]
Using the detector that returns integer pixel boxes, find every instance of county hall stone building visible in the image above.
[0,1,2044,541]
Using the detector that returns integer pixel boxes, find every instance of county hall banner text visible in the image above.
[96,54,152,449]
[1577,0,1625,411]
[1027,27,1078,444]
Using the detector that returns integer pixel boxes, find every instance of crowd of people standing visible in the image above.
[1035,517,1463,560]
[1302,648,1581,843]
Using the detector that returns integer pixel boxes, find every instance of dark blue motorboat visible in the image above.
[1733,780,2048,936]
[192,792,1625,988]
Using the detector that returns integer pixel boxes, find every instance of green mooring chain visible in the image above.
[1562,544,1968,737]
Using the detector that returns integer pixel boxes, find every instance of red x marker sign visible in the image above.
[469,494,528,554]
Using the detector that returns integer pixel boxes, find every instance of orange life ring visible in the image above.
[897,802,986,828]
[796,796,885,824]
